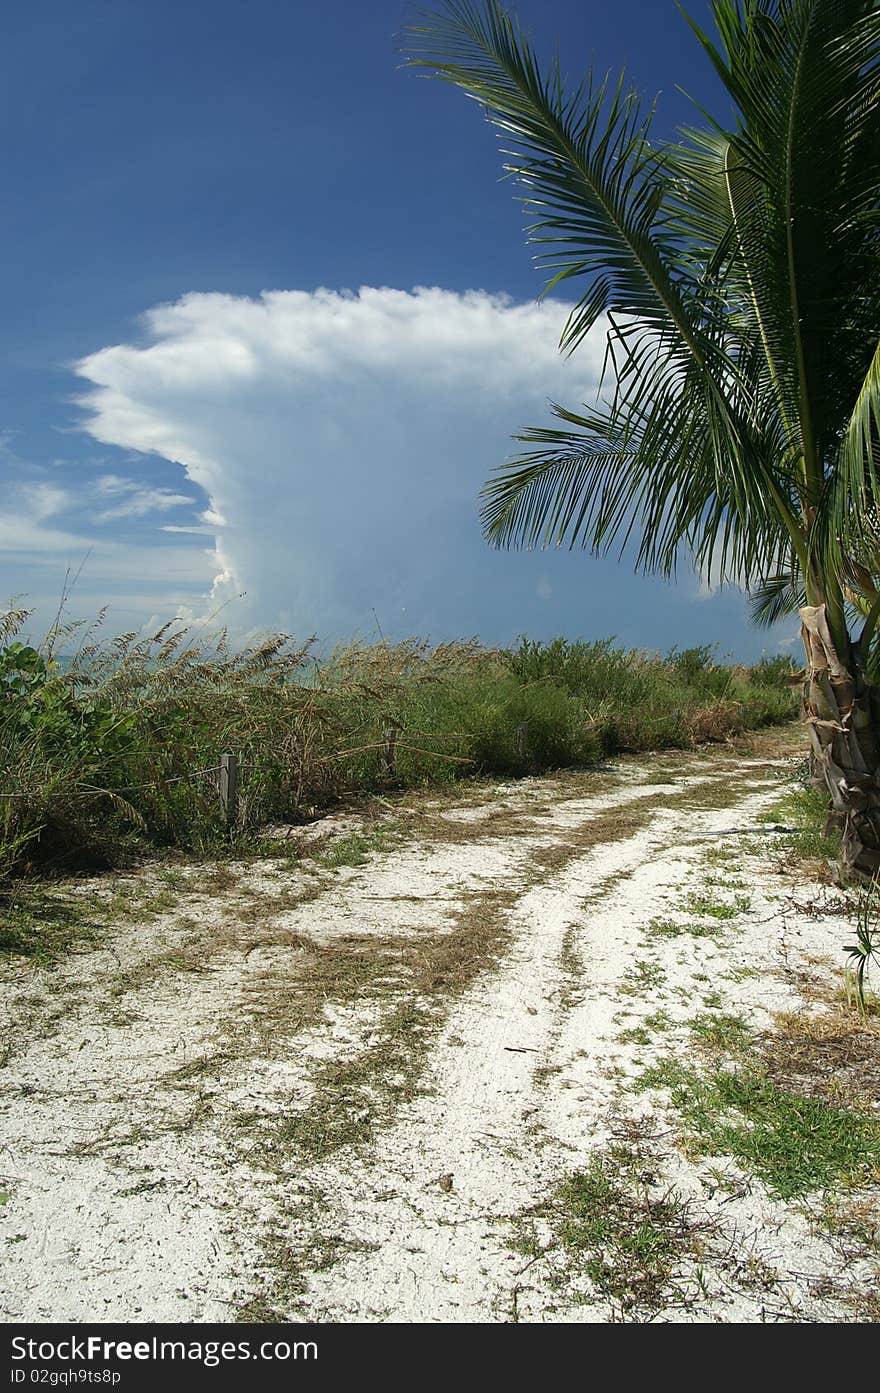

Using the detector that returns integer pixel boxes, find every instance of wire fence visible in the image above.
[0,764,223,801]
[0,728,478,824]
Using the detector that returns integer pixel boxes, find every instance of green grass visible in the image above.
[314,823,403,868]
[512,1145,701,1312]
[619,959,668,995]
[643,915,723,940]
[688,1011,753,1052]
[758,784,841,868]
[0,621,798,886]
[639,1058,880,1199]
[680,892,751,920]
[0,885,105,963]
[618,1025,653,1046]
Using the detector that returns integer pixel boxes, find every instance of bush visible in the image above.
[0,615,799,875]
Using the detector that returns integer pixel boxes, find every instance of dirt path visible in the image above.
[2,729,878,1323]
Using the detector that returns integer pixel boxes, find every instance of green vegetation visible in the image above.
[513,1144,701,1313]
[681,891,751,920]
[845,883,880,1013]
[688,1011,753,1053]
[0,614,795,885]
[644,916,723,941]
[406,0,880,879]
[761,775,880,999]
[0,883,105,963]
[314,823,404,869]
[759,780,843,871]
[640,1056,880,1200]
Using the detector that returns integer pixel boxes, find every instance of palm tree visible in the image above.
[404,0,880,876]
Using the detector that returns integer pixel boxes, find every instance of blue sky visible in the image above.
[0,0,795,658]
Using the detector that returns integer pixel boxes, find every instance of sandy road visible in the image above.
[1,729,876,1323]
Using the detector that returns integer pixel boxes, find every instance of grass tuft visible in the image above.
[512,1137,704,1314]
[0,618,798,898]
[640,1057,880,1199]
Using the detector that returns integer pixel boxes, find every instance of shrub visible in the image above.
[0,613,799,875]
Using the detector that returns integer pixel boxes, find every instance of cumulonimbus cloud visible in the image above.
[74,285,610,640]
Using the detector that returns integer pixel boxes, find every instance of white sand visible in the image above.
[2,735,875,1323]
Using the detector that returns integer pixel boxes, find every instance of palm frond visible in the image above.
[746,571,807,628]
[406,1,809,580]
[403,1,724,368]
[684,0,880,482]
[407,1,879,655]
[836,337,880,533]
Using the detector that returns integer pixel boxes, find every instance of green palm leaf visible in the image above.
[405,0,880,659]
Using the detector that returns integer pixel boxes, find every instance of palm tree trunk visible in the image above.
[799,604,880,878]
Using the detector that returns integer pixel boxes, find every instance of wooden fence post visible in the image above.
[219,752,239,831]
[516,721,529,761]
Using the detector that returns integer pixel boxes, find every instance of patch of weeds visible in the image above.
[701,843,739,867]
[135,888,180,918]
[619,1012,673,1046]
[767,1002,880,1111]
[314,822,403,869]
[619,960,667,996]
[681,891,750,920]
[0,885,104,963]
[618,1025,652,1046]
[639,1058,880,1199]
[723,964,760,982]
[845,1283,880,1323]
[818,1194,880,1251]
[809,1195,880,1320]
[702,873,748,891]
[512,1141,704,1315]
[202,864,241,892]
[644,1010,673,1033]
[760,786,841,874]
[644,916,721,940]
[689,1011,753,1054]
[157,868,186,890]
[276,888,517,1162]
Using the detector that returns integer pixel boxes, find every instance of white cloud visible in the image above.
[73,286,609,639]
[92,475,196,521]
[19,482,71,522]
[160,524,215,535]
[0,479,216,627]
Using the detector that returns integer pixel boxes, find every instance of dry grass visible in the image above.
[275,886,518,1162]
[1,609,798,887]
[767,1002,880,1111]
